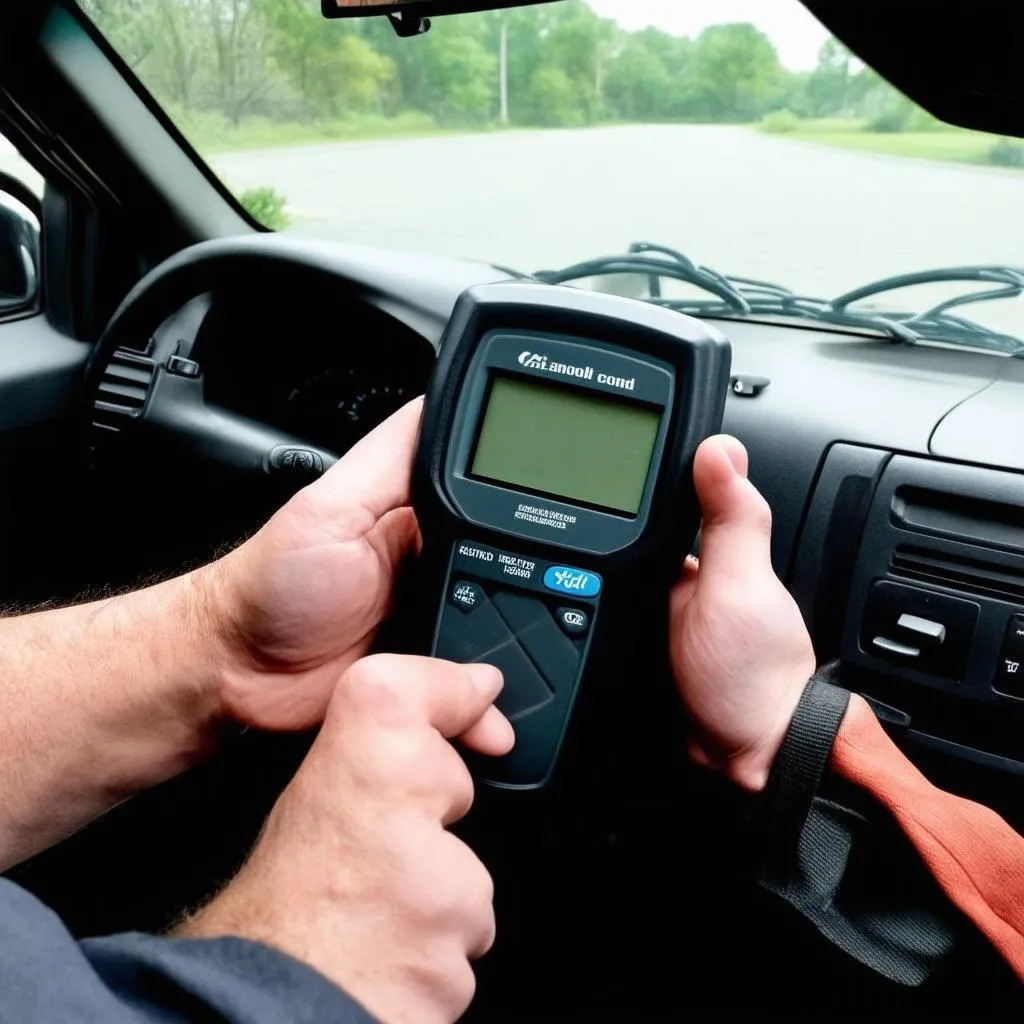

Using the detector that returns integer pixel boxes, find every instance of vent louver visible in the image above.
[891,545,1024,604]
[92,349,156,438]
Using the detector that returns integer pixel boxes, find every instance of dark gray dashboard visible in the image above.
[79,235,1024,803]
[720,318,1024,790]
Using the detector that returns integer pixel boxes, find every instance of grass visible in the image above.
[790,129,999,165]
[238,186,290,230]
[169,108,456,154]
[764,116,1016,170]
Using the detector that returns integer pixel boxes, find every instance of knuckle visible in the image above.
[432,957,478,1020]
[385,730,432,786]
[441,750,476,823]
[463,858,497,958]
[451,960,478,1013]
[449,838,496,924]
[475,903,498,958]
[342,656,413,723]
[398,944,476,1021]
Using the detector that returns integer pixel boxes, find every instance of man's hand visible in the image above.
[209,399,424,731]
[669,436,816,791]
[0,401,432,868]
[180,654,514,1024]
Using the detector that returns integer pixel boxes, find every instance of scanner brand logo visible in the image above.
[518,352,549,370]
[516,351,636,392]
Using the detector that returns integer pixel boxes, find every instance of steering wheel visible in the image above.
[83,236,419,483]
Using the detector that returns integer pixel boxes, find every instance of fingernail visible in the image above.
[468,664,504,697]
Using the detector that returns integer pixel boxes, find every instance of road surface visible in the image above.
[5,124,1024,325]
[213,124,1024,309]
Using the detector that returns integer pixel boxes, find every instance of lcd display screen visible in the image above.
[470,375,662,516]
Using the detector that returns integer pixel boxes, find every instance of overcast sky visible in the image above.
[587,0,831,71]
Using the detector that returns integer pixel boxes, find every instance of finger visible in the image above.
[346,654,504,740]
[438,834,497,960]
[304,397,424,527]
[459,705,516,757]
[435,740,477,827]
[691,435,773,579]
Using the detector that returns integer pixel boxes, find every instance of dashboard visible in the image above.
[84,235,1024,823]
[195,277,435,454]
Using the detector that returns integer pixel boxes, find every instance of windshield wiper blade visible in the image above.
[533,245,1024,356]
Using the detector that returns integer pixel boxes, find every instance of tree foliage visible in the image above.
[79,0,913,132]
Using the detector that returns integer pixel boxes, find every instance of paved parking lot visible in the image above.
[214,124,1024,307]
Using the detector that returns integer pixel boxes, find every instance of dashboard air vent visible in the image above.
[92,348,157,437]
[891,545,1024,603]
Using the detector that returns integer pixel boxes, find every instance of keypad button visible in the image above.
[557,607,590,636]
[450,580,484,613]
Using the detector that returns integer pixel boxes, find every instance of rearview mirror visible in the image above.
[323,0,559,26]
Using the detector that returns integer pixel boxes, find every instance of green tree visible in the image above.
[204,0,275,124]
[256,0,338,113]
[152,0,208,111]
[81,0,870,137]
[79,0,152,68]
[539,1,615,122]
[430,34,497,124]
[333,35,396,113]
[806,38,853,117]
[525,65,581,126]
[690,23,784,122]
[604,37,671,120]
[630,29,697,118]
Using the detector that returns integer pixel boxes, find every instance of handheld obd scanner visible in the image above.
[411,282,730,788]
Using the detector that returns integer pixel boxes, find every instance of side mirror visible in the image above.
[0,172,40,316]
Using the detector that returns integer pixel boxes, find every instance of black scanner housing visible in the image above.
[409,282,731,788]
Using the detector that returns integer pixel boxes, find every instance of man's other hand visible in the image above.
[669,436,816,791]
[209,399,424,731]
[180,654,514,1024]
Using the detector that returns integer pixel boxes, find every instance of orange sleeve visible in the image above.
[832,695,1024,982]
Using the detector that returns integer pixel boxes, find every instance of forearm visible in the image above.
[0,569,227,869]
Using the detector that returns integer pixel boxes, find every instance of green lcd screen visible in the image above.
[470,375,662,516]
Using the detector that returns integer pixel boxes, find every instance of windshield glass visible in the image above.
[78,0,1024,348]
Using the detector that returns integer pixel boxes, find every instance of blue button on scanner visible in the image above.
[543,566,602,598]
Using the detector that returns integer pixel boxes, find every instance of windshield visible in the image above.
[78,0,1024,348]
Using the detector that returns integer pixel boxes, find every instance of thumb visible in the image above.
[303,397,423,526]
[692,436,774,580]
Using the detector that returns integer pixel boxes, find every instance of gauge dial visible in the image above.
[285,363,415,451]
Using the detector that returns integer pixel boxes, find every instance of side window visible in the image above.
[0,131,42,319]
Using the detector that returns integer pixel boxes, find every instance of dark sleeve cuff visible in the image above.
[81,932,380,1024]
[0,877,378,1022]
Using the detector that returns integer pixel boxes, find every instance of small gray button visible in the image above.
[872,636,921,659]
[897,614,946,642]
[167,355,201,378]
[557,608,590,636]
